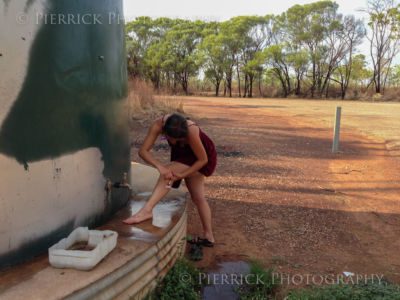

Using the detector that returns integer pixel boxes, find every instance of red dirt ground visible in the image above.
[130,96,400,293]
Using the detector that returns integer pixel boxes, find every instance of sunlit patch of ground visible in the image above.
[130,96,400,290]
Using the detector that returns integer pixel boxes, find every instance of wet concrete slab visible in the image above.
[0,162,187,299]
[101,197,185,243]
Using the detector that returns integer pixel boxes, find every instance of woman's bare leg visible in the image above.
[185,174,215,243]
[123,162,190,224]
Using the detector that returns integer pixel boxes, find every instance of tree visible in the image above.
[285,1,348,98]
[264,13,309,97]
[238,16,274,97]
[143,41,164,89]
[126,17,179,84]
[387,64,400,86]
[244,51,267,97]
[264,44,292,97]
[199,32,226,96]
[125,17,156,78]
[219,20,244,97]
[332,16,366,99]
[287,49,309,96]
[124,3,400,100]
[158,20,205,94]
[366,0,400,94]
[350,54,373,88]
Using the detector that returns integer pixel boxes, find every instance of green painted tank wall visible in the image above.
[0,0,131,268]
[0,0,129,180]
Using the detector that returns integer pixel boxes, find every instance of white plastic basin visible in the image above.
[48,227,118,271]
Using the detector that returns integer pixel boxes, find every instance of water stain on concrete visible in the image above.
[99,190,186,244]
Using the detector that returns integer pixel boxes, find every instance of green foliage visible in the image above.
[284,1,339,45]
[199,31,228,91]
[350,54,373,84]
[236,259,279,300]
[145,258,204,300]
[286,279,400,300]
[366,0,400,93]
[125,1,384,98]
[388,64,400,86]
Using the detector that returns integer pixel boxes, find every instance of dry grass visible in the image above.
[381,87,400,101]
[125,79,184,124]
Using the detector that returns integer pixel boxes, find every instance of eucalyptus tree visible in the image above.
[126,17,181,84]
[143,41,165,89]
[125,17,157,78]
[157,20,205,94]
[349,54,373,88]
[244,51,267,97]
[318,10,347,97]
[264,14,308,97]
[124,2,393,100]
[220,17,248,97]
[239,15,274,97]
[285,1,342,97]
[219,20,244,97]
[333,16,366,99]
[289,49,309,96]
[387,64,400,86]
[365,0,400,93]
[199,31,227,96]
[264,44,292,97]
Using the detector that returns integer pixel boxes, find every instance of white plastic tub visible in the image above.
[48,227,118,271]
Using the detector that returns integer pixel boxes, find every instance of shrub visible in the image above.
[145,258,205,300]
[126,79,184,122]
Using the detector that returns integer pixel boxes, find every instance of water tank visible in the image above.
[0,0,130,268]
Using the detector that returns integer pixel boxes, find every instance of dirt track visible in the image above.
[131,96,400,291]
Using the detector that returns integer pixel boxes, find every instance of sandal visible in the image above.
[196,237,214,247]
[186,235,215,247]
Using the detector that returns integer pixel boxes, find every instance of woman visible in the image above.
[123,113,217,245]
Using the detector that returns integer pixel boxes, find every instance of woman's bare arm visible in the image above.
[139,120,173,179]
[175,125,208,179]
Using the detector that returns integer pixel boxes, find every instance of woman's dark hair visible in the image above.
[162,113,189,139]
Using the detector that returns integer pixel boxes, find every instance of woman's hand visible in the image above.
[172,172,184,181]
[158,165,174,180]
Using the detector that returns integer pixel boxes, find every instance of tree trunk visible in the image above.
[325,80,330,98]
[227,75,232,97]
[249,74,254,98]
[341,83,346,100]
[276,70,288,98]
[173,73,178,94]
[311,60,316,98]
[237,65,241,98]
[223,79,227,97]
[376,68,381,93]
[243,74,248,98]
[215,78,220,97]
[181,72,189,95]
[295,73,301,96]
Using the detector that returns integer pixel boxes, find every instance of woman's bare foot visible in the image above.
[123,208,153,225]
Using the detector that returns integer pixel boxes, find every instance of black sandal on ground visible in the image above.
[186,235,215,247]
[196,237,215,247]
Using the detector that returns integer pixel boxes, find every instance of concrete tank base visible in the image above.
[0,162,188,300]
